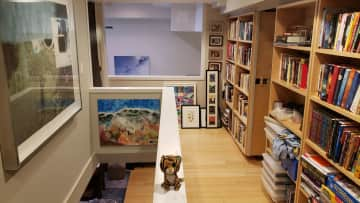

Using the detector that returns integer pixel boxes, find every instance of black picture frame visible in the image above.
[181,105,200,129]
[209,35,223,47]
[206,70,220,128]
[200,107,207,128]
[208,62,222,71]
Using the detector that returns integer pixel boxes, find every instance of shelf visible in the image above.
[274,44,311,52]
[226,59,236,64]
[226,79,235,86]
[272,79,307,97]
[305,139,360,186]
[226,101,233,108]
[237,63,251,71]
[315,48,360,60]
[310,96,360,123]
[234,85,249,97]
[238,40,252,44]
[233,110,248,125]
[228,39,237,43]
[271,115,302,138]
[277,0,316,9]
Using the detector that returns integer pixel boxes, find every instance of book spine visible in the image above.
[336,69,350,106]
[327,176,360,203]
[345,72,360,109]
[333,68,345,104]
[336,13,348,51]
[341,69,356,108]
[350,87,360,113]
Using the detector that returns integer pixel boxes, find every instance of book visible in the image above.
[327,175,360,203]
[350,86,360,114]
[347,13,360,52]
[345,71,360,109]
[336,69,350,106]
[327,65,340,103]
[321,65,332,100]
[333,67,346,105]
[341,69,356,108]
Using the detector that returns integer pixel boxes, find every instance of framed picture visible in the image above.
[181,105,200,129]
[208,62,222,71]
[114,56,150,75]
[97,98,160,146]
[209,35,223,47]
[209,22,224,34]
[200,107,207,128]
[206,70,219,128]
[166,83,196,124]
[0,0,81,171]
[208,49,223,60]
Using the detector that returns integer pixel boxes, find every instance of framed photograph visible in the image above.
[208,49,223,60]
[209,22,224,34]
[0,0,81,171]
[208,62,222,71]
[166,83,196,124]
[200,107,207,128]
[209,35,223,47]
[206,70,219,128]
[181,105,200,129]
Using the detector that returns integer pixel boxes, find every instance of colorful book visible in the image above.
[345,71,360,109]
[333,67,346,104]
[350,87,360,114]
[328,65,340,103]
[336,69,350,106]
[327,175,360,203]
[341,69,356,108]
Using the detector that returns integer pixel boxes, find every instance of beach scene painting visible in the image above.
[114,56,150,75]
[97,99,160,146]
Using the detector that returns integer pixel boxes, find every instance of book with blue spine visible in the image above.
[327,175,360,203]
[336,69,350,106]
[345,71,360,109]
[333,67,346,104]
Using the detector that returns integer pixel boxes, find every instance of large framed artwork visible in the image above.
[166,83,196,124]
[206,70,219,128]
[98,99,160,145]
[0,0,81,171]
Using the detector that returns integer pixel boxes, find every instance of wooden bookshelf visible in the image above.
[274,44,311,52]
[272,79,307,97]
[315,48,360,59]
[271,115,302,138]
[224,11,275,156]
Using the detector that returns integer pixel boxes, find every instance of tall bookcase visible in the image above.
[265,0,360,202]
[224,11,275,156]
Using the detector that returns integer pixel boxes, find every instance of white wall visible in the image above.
[104,3,171,19]
[105,18,202,76]
[0,1,94,202]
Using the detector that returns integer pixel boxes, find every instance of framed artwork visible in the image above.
[208,49,223,60]
[206,70,219,128]
[200,107,207,128]
[209,35,223,47]
[0,0,81,171]
[209,22,224,34]
[166,83,196,124]
[208,62,222,71]
[114,56,150,75]
[181,105,200,129]
[98,99,160,146]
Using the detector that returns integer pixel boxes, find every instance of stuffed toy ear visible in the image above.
[175,156,182,172]
[160,156,166,172]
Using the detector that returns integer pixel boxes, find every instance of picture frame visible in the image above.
[209,35,223,47]
[206,70,220,128]
[200,107,207,128]
[181,105,200,129]
[0,0,82,171]
[165,82,196,124]
[209,21,224,34]
[208,62,222,71]
[208,49,223,60]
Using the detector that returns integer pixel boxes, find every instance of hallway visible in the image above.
[125,128,271,203]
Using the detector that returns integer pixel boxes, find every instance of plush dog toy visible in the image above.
[160,155,183,191]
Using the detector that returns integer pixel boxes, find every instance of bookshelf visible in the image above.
[224,11,276,156]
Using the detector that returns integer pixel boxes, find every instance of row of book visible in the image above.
[317,64,360,115]
[229,19,237,40]
[319,9,360,53]
[279,53,309,89]
[232,116,246,145]
[226,63,235,83]
[239,72,250,93]
[310,108,360,176]
[227,43,236,61]
[300,153,360,203]
[239,20,253,41]
[237,95,248,118]
[224,83,233,103]
[236,45,252,66]
[222,108,231,130]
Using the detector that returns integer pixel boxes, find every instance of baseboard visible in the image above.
[63,154,98,203]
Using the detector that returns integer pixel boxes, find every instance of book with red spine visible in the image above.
[327,65,340,103]
[300,62,309,89]
[341,69,356,108]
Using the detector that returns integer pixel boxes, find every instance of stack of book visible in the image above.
[222,108,232,130]
[280,54,309,89]
[301,153,360,203]
[239,72,250,93]
[226,63,236,83]
[233,116,246,144]
[229,20,237,40]
[310,108,360,176]
[224,83,233,103]
[237,45,252,66]
[238,20,253,41]
[317,64,360,114]
[227,43,236,61]
[237,95,248,118]
[319,9,360,53]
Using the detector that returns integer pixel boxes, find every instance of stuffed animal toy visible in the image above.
[160,155,183,191]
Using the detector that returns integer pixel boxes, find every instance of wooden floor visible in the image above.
[125,128,271,203]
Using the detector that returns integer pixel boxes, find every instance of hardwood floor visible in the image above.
[125,128,271,203]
